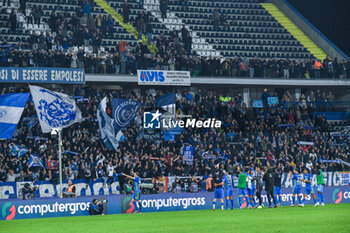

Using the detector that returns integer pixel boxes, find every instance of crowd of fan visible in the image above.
[0,86,348,184]
[2,0,350,78]
[1,40,350,79]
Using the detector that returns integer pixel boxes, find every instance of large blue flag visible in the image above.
[28,154,44,168]
[112,98,142,135]
[155,92,175,114]
[0,93,30,139]
[156,92,184,141]
[97,97,123,151]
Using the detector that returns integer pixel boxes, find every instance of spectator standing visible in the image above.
[160,0,168,21]
[25,7,33,24]
[212,8,220,30]
[138,0,144,8]
[107,15,114,37]
[314,60,323,79]
[136,18,144,40]
[3,0,10,7]
[9,8,17,33]
[33,5,43,26]
[19,0,26,12]
[17,10,26,33]
[123,0,130,23]
[146,22,153,44]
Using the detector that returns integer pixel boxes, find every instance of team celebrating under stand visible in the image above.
[211,164,326,210]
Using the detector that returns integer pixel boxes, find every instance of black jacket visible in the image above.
[263,170,275,191]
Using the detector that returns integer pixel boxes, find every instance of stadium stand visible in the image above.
[0,85,349,183]
[0,0,349,77]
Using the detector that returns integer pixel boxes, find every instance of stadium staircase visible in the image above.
[261,3,327,61]
[144,0,220,57]
[93,0,158,54]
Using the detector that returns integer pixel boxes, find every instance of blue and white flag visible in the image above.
[155,92,175,114]
[112,98,142,135]
[0,93,30,139]
[29,85,82,133]
[28,154,44,168]
[9,144,29,157]
[97,97,123,151]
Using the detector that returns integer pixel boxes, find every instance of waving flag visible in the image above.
[29,154,44,168]
[155,92,175,114]
[156,92,184,141]
[0,93,30,139]
[29,85,82,133]
[98,97,124,151]
[9,144,29,157]
[112,98,142,135]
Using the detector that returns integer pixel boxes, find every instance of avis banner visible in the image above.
[137,70,191,86]
[0,67,85,84]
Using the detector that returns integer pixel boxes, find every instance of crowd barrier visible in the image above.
[1,186,349,220]
[1,172,349,200]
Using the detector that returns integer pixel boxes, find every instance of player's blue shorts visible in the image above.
[238,188,248,196]
[247,187,255,196]
[132,191,141,201]
[225,188,233,197]
[293,186,301,194]
[214,188,224,199]
[304,186,314,195]
[274,186,281,195]
[317,184,324,193]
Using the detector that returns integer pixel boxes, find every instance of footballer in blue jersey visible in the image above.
[212,166,225,210]
[247,170,257,208]
[274,168,283,206]
[290,169,303,207]
[224,171,234,209]
[301,168,317,206]
[122,171,142,214]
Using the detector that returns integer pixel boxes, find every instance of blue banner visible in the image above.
[0,178,120,199]
[268,97,278,106]
[0,67,85,84]
[1,186,349,220]
[253,99,263,108]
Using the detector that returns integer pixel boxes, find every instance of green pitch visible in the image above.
[1,204,349,233]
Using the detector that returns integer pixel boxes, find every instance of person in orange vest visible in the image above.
[63,180,76,198]
[314,60,323,79]
[206,174,214,192]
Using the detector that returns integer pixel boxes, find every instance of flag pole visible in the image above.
[58,128,63,198]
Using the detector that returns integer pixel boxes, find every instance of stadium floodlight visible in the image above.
[52,128,63,198]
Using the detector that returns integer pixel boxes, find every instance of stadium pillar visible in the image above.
[243,88,250,107]
[58,128,63,198]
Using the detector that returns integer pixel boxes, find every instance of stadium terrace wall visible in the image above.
[85,74,350,87]
[0,172,348,200]
[0,67,85,84]
[1,186,350,220]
